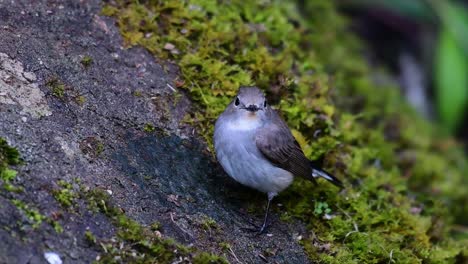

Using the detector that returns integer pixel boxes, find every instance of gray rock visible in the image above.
[0,1,311,263]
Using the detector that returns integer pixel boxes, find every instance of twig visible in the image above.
[388,249,394,264]
[258,254,268,263]
[344,230,359,242]
[169,212,194,239]
[228,246,243,264]
[166,83,176,92]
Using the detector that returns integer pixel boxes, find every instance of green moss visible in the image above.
[85,230,97,244]
[192,252,227,264]
[10,199,63,234]
[11,199,46,229]
[46,78,66,98]
[1,167,23,193]
[218,242,231,251]
[52,180,78,208]
[80,137,105,158]
[200,215,218,231]
[150,221,161,231]
[133,90,143,97]
[143,123,156,133]
[101,5,119,17]
[0,139,22,193]
[52,220,64,234]
[80,55,93,68]
[75,95,86,105]
[95,142,104,156]
[0,138,20,166]
[103,0,468,263]
[82,188,226,263]
[1,140,64,234]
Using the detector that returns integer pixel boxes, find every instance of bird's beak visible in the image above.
[245,105,260,112]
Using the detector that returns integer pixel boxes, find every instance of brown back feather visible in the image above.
[255,108,316,184]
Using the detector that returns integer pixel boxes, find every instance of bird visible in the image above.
[214,86,342,234]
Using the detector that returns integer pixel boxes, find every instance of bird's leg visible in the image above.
[240,193,276,235]
[257,194,274,234]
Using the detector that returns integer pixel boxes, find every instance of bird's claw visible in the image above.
[240,221,270,235]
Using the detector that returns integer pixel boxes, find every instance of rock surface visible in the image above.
[0,1,311,263]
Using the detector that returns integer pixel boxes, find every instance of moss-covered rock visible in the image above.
[0,138,21,193]
[81,188,228,263]
[103,0,468,262]
[1,136,228,263]
[0,138,21,169]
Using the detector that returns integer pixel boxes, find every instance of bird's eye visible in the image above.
[263,100,267,107]
[234,97,240,106]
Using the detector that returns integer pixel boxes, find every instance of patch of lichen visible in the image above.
[102,0,468,262]
[82,188,227,263]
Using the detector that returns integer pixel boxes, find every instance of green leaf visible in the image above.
[430,0,468,57]
[435,29,468,132]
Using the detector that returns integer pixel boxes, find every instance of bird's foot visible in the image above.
[240,221,271,235]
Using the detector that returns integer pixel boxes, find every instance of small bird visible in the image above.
[214,86,342,234]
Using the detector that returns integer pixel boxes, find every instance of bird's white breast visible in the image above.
[226,114,262,131]
[214,115,293,194]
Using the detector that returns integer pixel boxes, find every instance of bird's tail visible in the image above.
[311,166,343,188]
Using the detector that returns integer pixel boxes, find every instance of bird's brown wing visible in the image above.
[255,109,315,183]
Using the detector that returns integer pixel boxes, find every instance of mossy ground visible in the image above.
[102,0,468,263]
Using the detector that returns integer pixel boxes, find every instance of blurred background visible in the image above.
[336,0,468,152]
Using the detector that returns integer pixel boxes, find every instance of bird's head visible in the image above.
[230,86,268,117]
